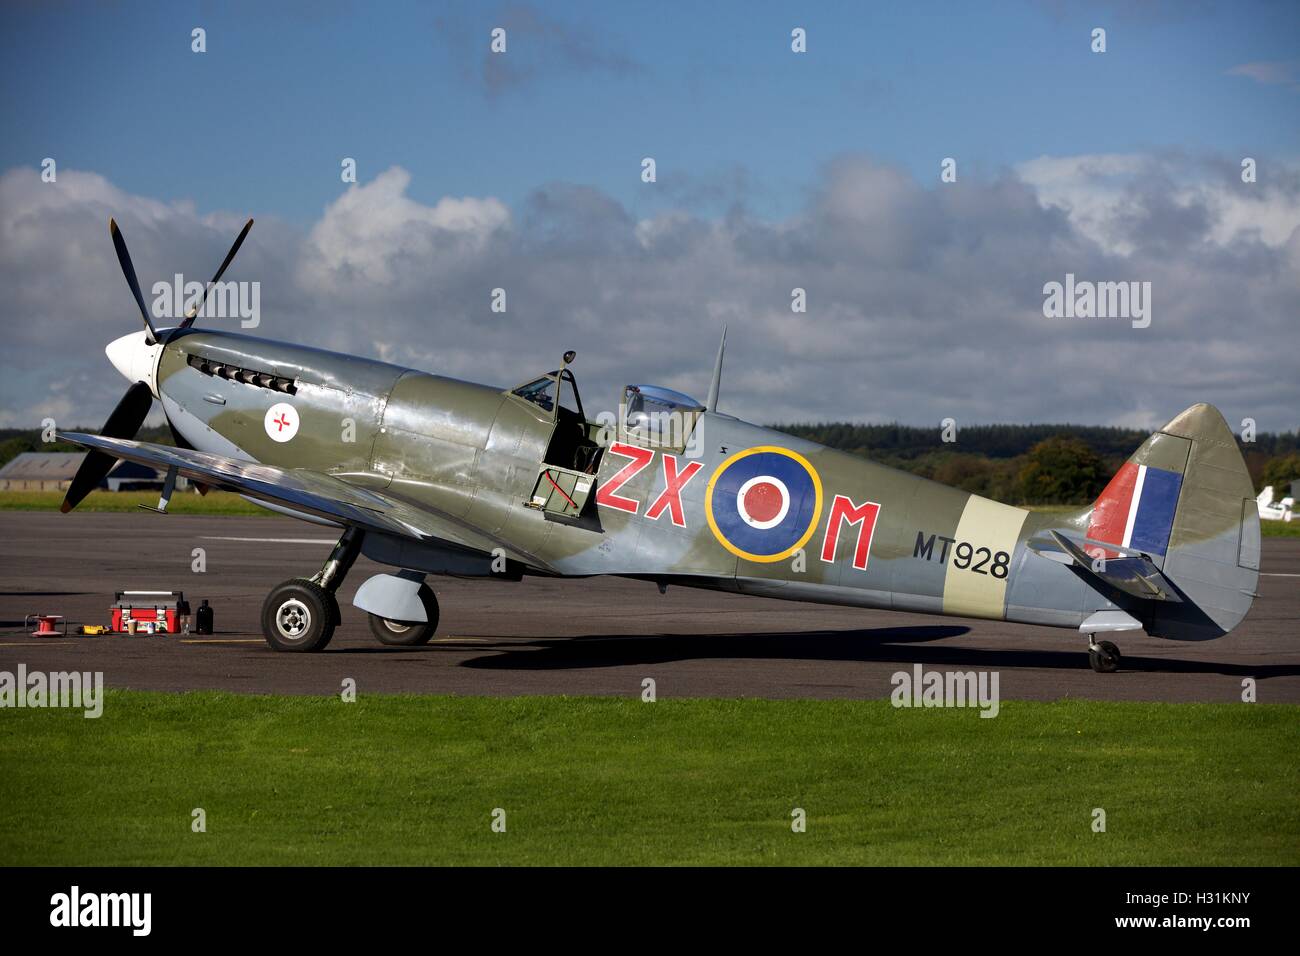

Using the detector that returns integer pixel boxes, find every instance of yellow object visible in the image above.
[79,624,110,635]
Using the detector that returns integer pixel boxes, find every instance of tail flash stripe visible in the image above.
[1088,461,1139,545]
[1121,465,1147,548]
[1088,461,1183,557]
[1129,466,1182,556]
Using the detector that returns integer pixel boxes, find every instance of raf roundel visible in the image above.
[264,402,299,443]
[706,446,823,563]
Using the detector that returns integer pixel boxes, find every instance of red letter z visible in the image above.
[820,494,882,570]
[595,442,655,514]
[645,456,703,527]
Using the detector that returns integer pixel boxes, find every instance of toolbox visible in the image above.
[111,591,190,634]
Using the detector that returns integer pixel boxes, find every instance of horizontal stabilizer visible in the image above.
[1031,531,1183,602]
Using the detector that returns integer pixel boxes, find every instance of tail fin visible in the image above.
[1080,403,1260,640]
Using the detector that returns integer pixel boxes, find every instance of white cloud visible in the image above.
[297,167,509,294]
[1018,153,1300,254]
[1,157,1297,436]
[1226,60,1300,88]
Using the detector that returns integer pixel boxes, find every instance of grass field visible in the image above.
[0,490,267,515]
[1258,519,1300,537]
[0,692,1294,866]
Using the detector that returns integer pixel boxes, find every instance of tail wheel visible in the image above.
[368,584,439,646]
[262,578,338,652]
[1088,639,1121,673]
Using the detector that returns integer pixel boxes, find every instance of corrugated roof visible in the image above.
[0,452,88,479]
[0,452,164,482]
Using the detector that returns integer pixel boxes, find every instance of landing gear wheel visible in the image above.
[367,584,439,646]
[1088,639,1121,673]
[262,578,338,652]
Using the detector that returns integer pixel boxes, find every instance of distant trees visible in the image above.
[773,422,1299,505]
[1260,453,1300,494]
[1016,437,1109,505]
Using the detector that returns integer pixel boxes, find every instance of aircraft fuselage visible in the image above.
[150,328,1116,632]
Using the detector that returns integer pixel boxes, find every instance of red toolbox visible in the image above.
[111,591,190,634]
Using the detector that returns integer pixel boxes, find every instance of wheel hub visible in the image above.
[276,598,312,639]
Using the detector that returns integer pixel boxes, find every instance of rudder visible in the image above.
[1082,403,1259,640]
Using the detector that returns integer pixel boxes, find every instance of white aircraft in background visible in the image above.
[1256,486,1295,522]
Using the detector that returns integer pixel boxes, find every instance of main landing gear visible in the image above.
[1086,635,1122,673]
[260,528,442,652]
[261,527,363,652]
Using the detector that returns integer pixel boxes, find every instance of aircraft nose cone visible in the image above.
[105,330,161,393]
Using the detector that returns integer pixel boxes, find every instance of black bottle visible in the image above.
[195,599,214,635]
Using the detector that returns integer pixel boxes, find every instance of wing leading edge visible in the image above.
[58,432,545,568]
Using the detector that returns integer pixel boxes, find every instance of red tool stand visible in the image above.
[25,614,67,638]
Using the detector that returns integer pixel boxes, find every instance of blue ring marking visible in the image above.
[710,452,818,557]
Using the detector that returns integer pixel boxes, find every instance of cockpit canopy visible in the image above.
[622,384,705,452]
[512,369,583,418]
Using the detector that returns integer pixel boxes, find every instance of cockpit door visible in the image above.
[508,353,603,518]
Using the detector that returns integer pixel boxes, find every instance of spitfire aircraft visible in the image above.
[60,219,1261,672]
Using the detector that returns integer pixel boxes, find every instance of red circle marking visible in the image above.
[742,481,784,524]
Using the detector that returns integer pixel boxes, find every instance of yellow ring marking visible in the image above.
[705,445,824,563]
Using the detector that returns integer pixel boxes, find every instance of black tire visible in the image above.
[367,584,439,646]
[1089,640,1121,673]
[262,578,337,652]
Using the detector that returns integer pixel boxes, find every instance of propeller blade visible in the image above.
[109,218,160,345]
[60,381,153,513]
[180,218,254,329]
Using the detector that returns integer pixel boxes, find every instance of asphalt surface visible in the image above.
[0,511,1296,702]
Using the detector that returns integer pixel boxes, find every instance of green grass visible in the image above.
[0,692,1294,866]
[1259,519,1300,538]
[0,490,269,515]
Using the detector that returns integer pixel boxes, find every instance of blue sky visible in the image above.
[4,0,1298,223]
[2,1,1298,430]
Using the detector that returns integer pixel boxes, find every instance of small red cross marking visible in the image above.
[274,413,291,432]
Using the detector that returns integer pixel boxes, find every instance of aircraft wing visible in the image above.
[58,432,544,567]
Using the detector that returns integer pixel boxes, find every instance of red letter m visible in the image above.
[819,494,882,570]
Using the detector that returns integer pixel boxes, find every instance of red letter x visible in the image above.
[646,456,703,527]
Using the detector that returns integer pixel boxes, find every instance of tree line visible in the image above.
[774,422,1300,505]
[3,422,1297,507]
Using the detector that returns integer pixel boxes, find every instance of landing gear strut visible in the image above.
[261,528,363,652]
[1087,635,1121,673]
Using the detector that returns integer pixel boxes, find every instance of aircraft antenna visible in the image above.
[706,325,726,412]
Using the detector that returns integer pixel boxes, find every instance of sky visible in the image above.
[1,0,1298,433]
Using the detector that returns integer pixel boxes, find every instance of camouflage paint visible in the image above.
[137,329,1258,641]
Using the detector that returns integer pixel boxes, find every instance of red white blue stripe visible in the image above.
[1088,462,1183,556]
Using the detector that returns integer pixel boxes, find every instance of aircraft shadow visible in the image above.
[448,626,1300,678]
[0,591,93,597]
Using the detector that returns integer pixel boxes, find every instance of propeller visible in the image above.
[61,216,255,513]
[180,217,254,329]
[60,381,154,512]
[109,217,160,344]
